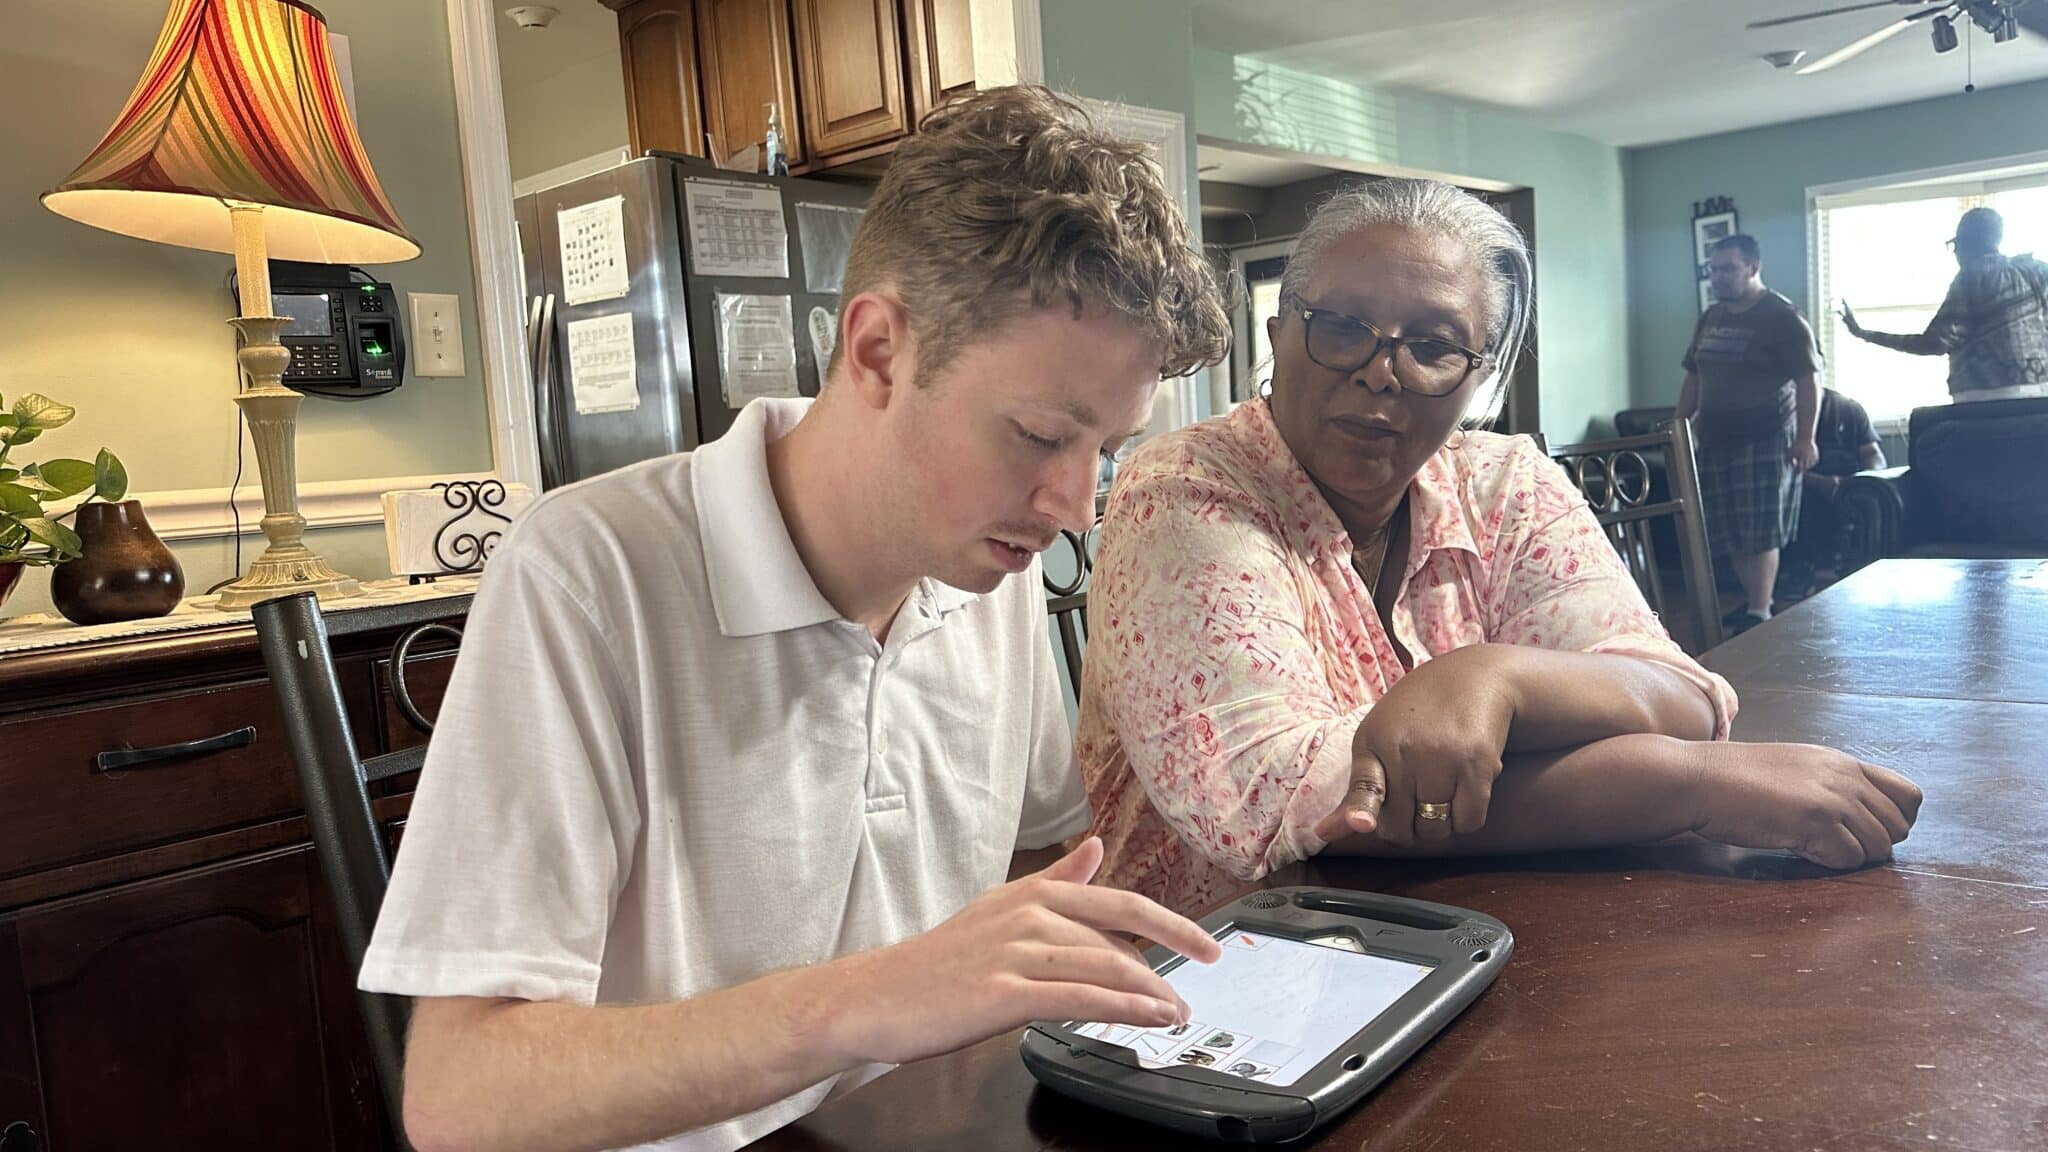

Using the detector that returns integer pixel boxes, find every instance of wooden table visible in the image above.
[747,560,2048,1152]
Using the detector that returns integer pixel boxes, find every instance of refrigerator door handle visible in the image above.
[531,293,565,490]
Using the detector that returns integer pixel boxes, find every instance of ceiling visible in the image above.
[1194,144,1335,188]
[1191,0,2048,148]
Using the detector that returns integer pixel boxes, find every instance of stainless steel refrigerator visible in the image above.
[515,155,870,487]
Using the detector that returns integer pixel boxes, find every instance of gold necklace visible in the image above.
[1351,521,1393,597]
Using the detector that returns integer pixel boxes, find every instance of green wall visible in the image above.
[1625,77,2048,409]
[3,0,495,617]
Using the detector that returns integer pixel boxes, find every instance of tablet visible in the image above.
[1019,887,1511,1143]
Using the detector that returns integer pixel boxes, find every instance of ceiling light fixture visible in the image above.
[1932,13,1961,52]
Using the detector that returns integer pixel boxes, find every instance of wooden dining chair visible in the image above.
[253,591,470,1149]
[1547,418,1723,653]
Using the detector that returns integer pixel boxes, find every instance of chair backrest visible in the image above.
[1043,524,1095,705]
[1042,499,1107,704]
[1547,418,1723,653]
[253,590,470,1147]
[1903,396,2048,551]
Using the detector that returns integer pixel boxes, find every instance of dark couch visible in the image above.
[1838,396,2048,564]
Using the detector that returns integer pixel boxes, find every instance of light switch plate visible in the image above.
[409,292,464,377]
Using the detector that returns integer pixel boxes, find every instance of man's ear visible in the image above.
[838,289,913,411]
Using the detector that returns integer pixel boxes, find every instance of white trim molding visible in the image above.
[1075,97,1205,433]
[447,0,541,493]
[125,473,500,542]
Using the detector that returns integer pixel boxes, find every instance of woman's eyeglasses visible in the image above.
[1294,303,1486,396]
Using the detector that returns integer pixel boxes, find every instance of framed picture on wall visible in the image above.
[1699,277,1717,313]
[1693,211,1738,265]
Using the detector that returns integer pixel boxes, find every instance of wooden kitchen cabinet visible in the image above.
[903,0,975,122]
[617,0,708,158]
[0,596,464,1150]
[792,0,910,159]
[696,0,806,168]
[610,0,977,174]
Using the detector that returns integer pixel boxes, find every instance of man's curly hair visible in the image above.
[834,85,1231,383]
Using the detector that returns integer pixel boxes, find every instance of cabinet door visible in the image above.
[903,0,974,122]
[0,849,389,1150]
[618,0,707,158]
[792,0,911,158]
[698,0,805,168]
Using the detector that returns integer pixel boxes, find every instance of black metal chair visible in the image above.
[1042,497,1109,704]
[253,590,470,1149]
[1548,419,1723,653]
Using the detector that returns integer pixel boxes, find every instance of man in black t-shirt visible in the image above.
[1779,388,1886,597]
[1675,234,1823,636]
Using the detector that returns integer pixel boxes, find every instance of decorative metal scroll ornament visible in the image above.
[427,479,513,578]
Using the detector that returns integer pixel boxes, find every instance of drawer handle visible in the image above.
[95,726,257,772]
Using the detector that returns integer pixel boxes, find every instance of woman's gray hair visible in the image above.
[1277,178,1533,426]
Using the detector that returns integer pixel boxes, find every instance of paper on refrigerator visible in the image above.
[684,178,790,278]
[716,293,801,404]
[565,312,641,414]
[556,195,631,305]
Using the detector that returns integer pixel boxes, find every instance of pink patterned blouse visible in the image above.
[1077,399,1737,914]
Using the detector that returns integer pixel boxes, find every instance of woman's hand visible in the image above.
[1682,742,1922,868]
[1313,646,1516,848]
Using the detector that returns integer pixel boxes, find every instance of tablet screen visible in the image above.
[1072,929,1433,1087]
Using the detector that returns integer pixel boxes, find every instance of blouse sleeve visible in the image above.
[1087,471,1364,882]
[1485,441,1738,739]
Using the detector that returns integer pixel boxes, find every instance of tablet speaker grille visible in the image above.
[1452,929,1500,948]
[1241,892,1289,909]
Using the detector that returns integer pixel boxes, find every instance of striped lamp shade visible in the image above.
[42,0,419,264]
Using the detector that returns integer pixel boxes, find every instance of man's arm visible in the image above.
[1842,299,1953,356]
[1858,441,1887,471]
[1675,371,1701,422]
[1321,733,1921,870]
[403,840,1222,1152]
[1791,371,1821,471]
[1856,328,1949,356]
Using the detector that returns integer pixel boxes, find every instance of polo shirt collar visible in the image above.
[694,398,982,637]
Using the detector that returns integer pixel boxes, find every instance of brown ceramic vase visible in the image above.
[50,500,185,625]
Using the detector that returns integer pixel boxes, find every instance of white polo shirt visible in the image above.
[359,398,1088,1152]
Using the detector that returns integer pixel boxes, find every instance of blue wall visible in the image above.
[1625,77,2048,409]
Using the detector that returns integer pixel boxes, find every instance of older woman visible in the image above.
[1078,179,1920,913]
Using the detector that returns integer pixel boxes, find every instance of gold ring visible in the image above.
[1418,802,1452,822]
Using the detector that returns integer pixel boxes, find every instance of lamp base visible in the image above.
[214,540,362,609]
[213,314,364,611]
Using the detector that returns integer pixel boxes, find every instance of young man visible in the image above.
[1675,233,1822,636]
[361,87,1233,1152]
[1841,207,2048,403]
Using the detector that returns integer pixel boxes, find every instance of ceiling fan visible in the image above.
[1749,0,2048,75]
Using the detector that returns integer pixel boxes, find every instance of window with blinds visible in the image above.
[1813,166,2048,423]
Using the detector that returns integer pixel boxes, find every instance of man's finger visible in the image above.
[1313,752,1387,842]
[1047,885,1223,963]
[1035,836,1105,886]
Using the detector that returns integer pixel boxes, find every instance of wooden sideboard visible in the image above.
[0,596,467,1151]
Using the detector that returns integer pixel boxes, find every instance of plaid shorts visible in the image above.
[1696,425,1801,556]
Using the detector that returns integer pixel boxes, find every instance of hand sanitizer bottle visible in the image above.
[764,103,788,176]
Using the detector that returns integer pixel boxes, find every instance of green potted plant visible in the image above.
[0,392,129,611]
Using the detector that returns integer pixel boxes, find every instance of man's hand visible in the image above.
[1790,437,1820,472]
[828,838,1223,1067]
[1313,647,1516,848]
[1683,742,1922,868]
[1839,301,1864,338]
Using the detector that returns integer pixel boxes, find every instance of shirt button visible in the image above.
[875,728,889,754]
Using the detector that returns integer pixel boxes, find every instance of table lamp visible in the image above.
[43,0,421,609]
